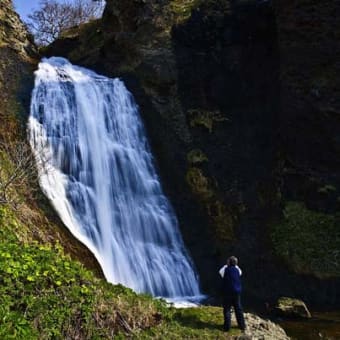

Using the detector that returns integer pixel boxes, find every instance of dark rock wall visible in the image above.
[171,0,281,297]
[45,0,340,306]
[274,0,340,212]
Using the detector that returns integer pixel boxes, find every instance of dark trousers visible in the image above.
[222,293,246,331]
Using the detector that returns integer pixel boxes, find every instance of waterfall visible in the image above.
[28,57,201,299]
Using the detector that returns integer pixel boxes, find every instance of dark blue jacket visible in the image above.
[222,265,242,295]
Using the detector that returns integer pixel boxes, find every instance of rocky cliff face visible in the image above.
[271,0,340,300]
[46,0,340,306]
[275,0,340,210]
[0,0,35,139]
[0,0,34,54]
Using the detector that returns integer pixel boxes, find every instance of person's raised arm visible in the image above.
[219,265,228,277]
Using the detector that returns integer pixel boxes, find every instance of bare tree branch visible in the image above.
[26,0,105,46]
[0,140,49,209]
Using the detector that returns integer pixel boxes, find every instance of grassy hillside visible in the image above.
[0,206,163,338]
[0,205,246,339]
[1,204,288,339]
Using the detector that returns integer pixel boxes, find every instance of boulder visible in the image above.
[232,313,290,340]
[275,297,311,319]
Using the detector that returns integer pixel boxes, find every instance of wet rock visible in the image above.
[274,297,312,319]
[232,313,290,339]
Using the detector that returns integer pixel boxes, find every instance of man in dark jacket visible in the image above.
[219,256,246,332]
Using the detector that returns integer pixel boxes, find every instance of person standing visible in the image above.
[219,256,246,332]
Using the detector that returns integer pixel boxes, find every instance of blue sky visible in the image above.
[13,0,44,21]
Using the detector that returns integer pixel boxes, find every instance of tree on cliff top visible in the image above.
[26,0,104,46]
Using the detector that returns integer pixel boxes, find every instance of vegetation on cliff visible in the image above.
[272,202,340,278]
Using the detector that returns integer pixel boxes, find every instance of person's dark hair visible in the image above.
[227,256,238,266]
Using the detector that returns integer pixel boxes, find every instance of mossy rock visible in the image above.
[317,184,337,194]
[187,149,208,165]
[207,200,235,242]
[271,201,340,278]
[170,0,200,23]
[188,109,228,133]
[186,167,235,242]
[186,167,214,200]
[275,297,311,319]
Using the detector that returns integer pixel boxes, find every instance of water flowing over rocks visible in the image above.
[28,57,200,299]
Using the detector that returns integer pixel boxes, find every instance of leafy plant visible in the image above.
[0,206,164,338]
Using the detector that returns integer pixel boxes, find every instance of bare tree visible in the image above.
[0,140,42,208]
[26,0,105,46]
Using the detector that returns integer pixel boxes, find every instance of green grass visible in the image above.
[142,306,241,339]
[0,206,166,339]
[0,205,243,339]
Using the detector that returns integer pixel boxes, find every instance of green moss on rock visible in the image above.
[186,167,235,242]
[186,167,214,200]
[170,0,200,23]
[188,109,228,133]
[317,184,337,194]
[275,297,311,319]
[187,149,208,165]
[271,201,340,278]
[207,200,235,242]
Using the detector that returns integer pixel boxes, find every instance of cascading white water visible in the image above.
[28,57,201,299]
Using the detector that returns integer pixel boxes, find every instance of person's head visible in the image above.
[227,256,238,266]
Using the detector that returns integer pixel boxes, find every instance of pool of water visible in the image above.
[279,311,340,340]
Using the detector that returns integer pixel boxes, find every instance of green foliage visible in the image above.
[143,306,240,339]
[317,184,337,194]
[186,168,235,242]
[170,0,200,23]
[0,206,244,339]
[188,109,228,133]
[187,149,208,165]
[0,205,165,338]
[170,0,232,24]
[0,235,92,338]
[186,167,214,200]
[271,201,340,278]
[0,216,241,339]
